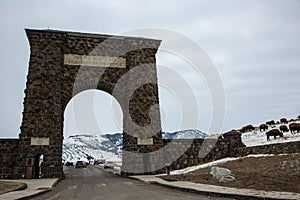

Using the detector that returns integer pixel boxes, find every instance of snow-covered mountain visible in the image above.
[63,129,207,164]
[162,129,207,139]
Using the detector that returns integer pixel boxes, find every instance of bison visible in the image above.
[289,123,300,134]
[266,120,275,126]
[244,125,255,132]
[266,129,283,141]
[259,124,268,132]
[239,127,246,133]
[239,125,255,133]
[279,125,289,132]
[280,118,288,124]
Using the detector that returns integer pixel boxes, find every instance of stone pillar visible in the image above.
[18,29,64,178]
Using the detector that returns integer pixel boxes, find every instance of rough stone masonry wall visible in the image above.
[164,130,300,171]
[163,130,246,170]
[0,139,19,178]
[235,140,300,156]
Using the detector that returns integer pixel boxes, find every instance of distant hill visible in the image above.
[162,129,207,139]
[63,134,122,164]
[63,129,207,164]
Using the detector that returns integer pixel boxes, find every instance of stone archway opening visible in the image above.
[24,153,44,179]
[63,89,123,165]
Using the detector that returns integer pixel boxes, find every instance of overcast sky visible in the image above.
[0,0,300,138]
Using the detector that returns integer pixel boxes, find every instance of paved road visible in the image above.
[30,166,232,200]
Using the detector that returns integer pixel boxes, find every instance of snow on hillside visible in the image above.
[163,129,207,139]
[242,120,300,147]
[63,130,207,164]
[63,120,300,166]
[63,134,122,164]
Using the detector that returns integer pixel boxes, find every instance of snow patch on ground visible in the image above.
[169,154,287,175]
[170,157,239,175]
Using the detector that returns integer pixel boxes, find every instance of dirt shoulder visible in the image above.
[0,181,27,195]
[161,153,300,193]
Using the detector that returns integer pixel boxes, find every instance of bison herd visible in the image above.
[239,117,300,141]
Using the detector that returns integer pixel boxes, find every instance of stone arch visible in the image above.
[61,80,115,109]
[16,29,164,178]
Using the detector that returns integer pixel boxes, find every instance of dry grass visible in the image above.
[0,181,26,195]
[162,153,300,193]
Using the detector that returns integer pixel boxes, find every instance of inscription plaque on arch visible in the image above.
[137,137,154,145]
[64,54,126,68]
[30,137,50,146]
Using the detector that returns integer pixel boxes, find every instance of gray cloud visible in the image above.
[0,0,299,137]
